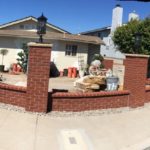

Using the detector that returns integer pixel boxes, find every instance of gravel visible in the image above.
[0,102,149,118]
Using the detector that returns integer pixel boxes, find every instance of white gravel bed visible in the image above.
[0,102,149,118]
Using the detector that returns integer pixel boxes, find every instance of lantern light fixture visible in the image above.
[37,13,47,43]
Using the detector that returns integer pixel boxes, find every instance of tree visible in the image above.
[17,43,28,73]
[113,18,150,54]
[0,49,8,65]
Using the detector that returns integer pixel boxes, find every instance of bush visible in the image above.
[17,43,28,73]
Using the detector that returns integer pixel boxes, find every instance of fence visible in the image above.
[0,43,149,112]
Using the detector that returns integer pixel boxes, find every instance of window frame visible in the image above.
[65,44,78,56]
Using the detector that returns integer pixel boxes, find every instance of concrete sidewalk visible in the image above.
[1,106,150,150]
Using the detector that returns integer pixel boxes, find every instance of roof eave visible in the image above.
[80,26,111,35]
[0,16,70,34]
[0,33,103,45]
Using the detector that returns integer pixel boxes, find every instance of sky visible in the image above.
[0,0,150,33]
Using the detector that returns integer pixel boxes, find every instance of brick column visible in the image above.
[103,58,113,69]
[26,42,52,112]
[124,54,149,108]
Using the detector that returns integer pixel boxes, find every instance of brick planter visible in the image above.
[50,90,130,112]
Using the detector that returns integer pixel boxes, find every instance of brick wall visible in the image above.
[26,43,52,112]
[0,83,26,107]
[124,54,149,108]
[51,91,130,111]
[103,59,113,69]
[145,87,150,103]
[145,79,150,103]
[1,48,150,113]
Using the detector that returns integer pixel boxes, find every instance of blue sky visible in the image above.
[0,0,150,33]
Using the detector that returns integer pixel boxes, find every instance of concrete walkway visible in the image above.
[2,74,77,92]
[1,106,150,150]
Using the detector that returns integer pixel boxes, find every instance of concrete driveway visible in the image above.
[1,105,150,150]
[2,73,76,92]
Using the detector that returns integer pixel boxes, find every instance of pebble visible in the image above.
[0,102,148,118]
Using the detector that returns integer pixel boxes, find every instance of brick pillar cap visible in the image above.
[125,53,149,58]
[27,42,53,48]
[104,57,125,60]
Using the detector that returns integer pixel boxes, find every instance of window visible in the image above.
[20,25,24,29]
[98,32,104,40]
[65,45,77,56]
[98,32,101,37]
[32,25,36,29]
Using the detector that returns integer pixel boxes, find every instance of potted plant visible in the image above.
[0,49,8,72]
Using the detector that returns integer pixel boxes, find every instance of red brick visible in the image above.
[26,44,52,113]
[124,55,149,107]
[103,59,113,69]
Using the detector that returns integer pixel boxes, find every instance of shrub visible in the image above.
[17,43,28,73]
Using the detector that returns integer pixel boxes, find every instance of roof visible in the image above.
[0,16,70,34]
[0,30,105,45]
[80,26,111,35]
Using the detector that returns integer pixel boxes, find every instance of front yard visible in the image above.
[1,73,77,92]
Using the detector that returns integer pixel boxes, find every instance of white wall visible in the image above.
[128,12,139,21]
[3,20,64,33]
[100,5,125,59]
[0,37,36,70]
[111,5,123,33]
[100,36,125,59]
[0,37,88,71]
[51,41,88,71]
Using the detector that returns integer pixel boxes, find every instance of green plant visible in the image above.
[92,54,104,62]
[0,49,8,65]
[113,18,150,54]
[17,43,28,73]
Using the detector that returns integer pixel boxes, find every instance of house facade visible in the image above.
[81,5,139,59]
[0,16,104,71]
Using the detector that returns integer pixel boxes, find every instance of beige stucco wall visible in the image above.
[51,41,88,71]
[0,37,88,71]
[0,37,36,70]
[2,20,63,33]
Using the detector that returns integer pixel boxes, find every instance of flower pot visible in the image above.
[0,65,4,72]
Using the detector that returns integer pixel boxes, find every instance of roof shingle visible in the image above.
[0,30,105,45]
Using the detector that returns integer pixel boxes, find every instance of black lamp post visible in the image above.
[37,13,47,43]
[134,32,142,53]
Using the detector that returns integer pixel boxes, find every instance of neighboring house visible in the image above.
[81,25,125,59]
[0,16,104,71]
[81,5,139,59]
[81,26,113,57]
